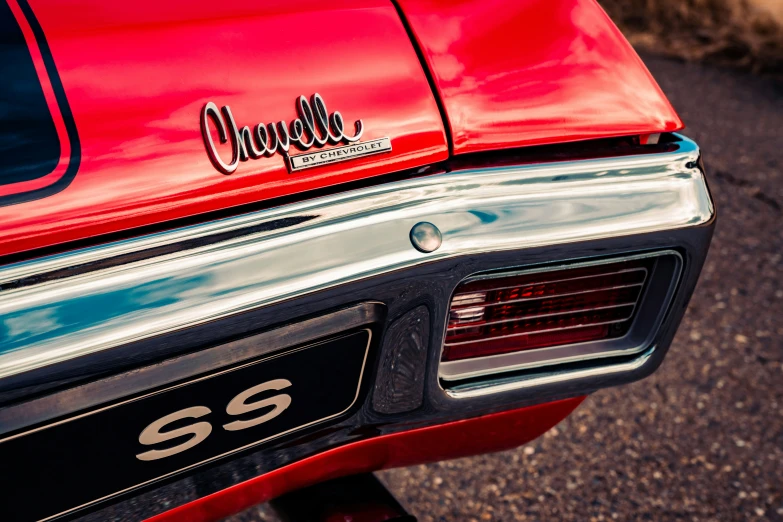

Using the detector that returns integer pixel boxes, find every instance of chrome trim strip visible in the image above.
[450,282,645,316]
[444,347,656,399]
[0,136,712,380]
[446,301,639,331]
[444,315,635,347]
[452,267,648,295]
[455,281,645,310]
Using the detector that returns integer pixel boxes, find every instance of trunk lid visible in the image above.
[0,0,448,257]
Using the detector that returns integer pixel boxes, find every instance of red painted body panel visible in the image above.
[0,0,448,257]
[145,398,585,522]
[396,0,683,154]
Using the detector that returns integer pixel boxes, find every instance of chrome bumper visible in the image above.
[0,135,713,382]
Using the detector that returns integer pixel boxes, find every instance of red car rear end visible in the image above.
[0,1,713,520]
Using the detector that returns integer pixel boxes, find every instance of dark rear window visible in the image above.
[0,0,60,185]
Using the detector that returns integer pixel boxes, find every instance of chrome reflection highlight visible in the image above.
[0,136,713,380]
[200,93,365,174]
[445,347,657,399]
[409,222,442,253]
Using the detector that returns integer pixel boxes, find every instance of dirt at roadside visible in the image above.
[599,0,783,74]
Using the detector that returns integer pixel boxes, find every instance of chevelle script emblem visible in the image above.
[200,93,392,173]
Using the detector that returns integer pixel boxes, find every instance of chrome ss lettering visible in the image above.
[201,93,363,174]
[135,379,293,461]
[223,379,292,432]
[136,406,212,462]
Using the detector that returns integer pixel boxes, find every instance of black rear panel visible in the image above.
[0,329,372,522]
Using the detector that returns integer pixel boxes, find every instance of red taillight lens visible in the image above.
[442,259,652,362]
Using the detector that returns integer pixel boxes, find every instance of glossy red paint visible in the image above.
[396,0,684,155]
[0,0,447,258]
[145,397,585,522]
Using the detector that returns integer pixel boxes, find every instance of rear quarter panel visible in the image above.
[396,0,683,154]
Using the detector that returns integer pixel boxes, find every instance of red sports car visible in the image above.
[0,0,714,520]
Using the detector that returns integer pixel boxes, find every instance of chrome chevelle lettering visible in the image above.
[136,379,292,461]
[200,93,365,174]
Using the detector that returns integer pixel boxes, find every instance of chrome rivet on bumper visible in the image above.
[410,222,442,253]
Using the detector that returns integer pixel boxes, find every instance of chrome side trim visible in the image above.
[0,136,713,380]
[444,347,656,399]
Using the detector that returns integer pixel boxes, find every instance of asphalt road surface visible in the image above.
[234,55,783,522]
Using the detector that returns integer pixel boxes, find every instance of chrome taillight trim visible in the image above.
[445,304,637,335]
[445,346,656,399]
[438,250,682,382]
[444,262,649,334]
[450,267,648,301]
[0,135,712,380]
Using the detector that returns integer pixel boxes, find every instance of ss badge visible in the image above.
[0,328,370,522]
[136,379,292,461]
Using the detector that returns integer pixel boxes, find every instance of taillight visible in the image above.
[442,259,652,362]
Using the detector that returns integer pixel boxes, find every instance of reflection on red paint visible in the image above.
[145,397,585,522]
[396,0,683,154]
